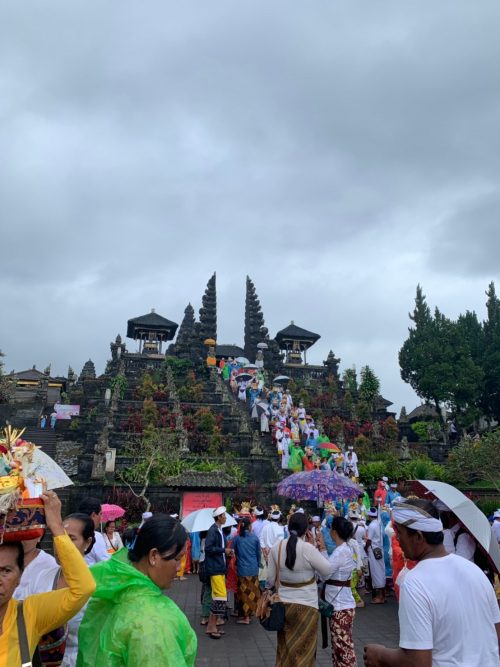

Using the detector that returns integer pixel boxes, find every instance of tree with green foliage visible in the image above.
[480,282,500,424]
[0,350,13,404]
[359,365,380,414]
[119,427,183,511]
[399,285,484,435]
[342,367,358,393]
[446,430,500,493]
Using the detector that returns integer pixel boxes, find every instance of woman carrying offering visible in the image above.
[76,514,197,666]
[19,513,96,666]
[323,517,357,667]
[102,520,123,554]
[0,491,96,666]
[267,512,332,667]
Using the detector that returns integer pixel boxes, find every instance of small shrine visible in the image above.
[126,309,179,355]
[275,322,320,364]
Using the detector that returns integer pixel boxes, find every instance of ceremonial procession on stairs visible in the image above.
[1,274,499,667]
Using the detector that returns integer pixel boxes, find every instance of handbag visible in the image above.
[318,597,334,618]
[373,547,383,560]
[257,541,285,632]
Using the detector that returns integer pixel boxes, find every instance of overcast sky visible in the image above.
[1,2,499,414]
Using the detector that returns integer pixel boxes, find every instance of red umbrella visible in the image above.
[101,503,125,522]
[317,442,341,453]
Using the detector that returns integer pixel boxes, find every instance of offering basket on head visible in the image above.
[0,425,72,542]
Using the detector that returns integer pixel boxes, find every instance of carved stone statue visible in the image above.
[398,436,411,460]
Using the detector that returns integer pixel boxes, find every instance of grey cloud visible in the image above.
[2,1,500,414]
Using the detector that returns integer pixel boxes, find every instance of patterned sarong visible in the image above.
[237,576,260,617]
[330,609,357,667]
[210,574,227,616]
[276,603,318,667]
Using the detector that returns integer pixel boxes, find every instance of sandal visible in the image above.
[200,620,208,626]
[207,632,222,639]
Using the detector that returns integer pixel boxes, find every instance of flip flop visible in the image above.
[207,632,221,639]
[200,620,208,626]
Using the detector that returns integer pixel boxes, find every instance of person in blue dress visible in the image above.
[190,532,201,574]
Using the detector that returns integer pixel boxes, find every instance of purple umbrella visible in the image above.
[277,470,362,503]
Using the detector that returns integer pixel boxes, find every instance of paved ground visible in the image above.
[169,575,400,667]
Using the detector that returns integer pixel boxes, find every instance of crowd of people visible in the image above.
[220,356,364,475]
[2,487,499,666]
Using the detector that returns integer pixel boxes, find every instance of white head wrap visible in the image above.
[213,506,227,518]
[393,501,443,532]
[493,510,500,519]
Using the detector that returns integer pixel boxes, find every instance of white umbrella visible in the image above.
[22,447,73,490]
[273,375,290,384]
[412,479,500,575]
[235,357,250,365]
[256,342,268,349]
[181,507,237,533]
[243,363,259,370]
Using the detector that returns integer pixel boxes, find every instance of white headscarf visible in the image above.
[393,501,443,532]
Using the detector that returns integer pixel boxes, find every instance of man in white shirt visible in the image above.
[260,509,284,562]
[364,498,500,667]
[251,507,266,540]
[78,497,111,565]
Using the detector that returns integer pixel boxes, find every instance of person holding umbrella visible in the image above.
[364,498,500,667]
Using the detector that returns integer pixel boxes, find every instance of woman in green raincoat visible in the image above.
[77,515,197,666]
[288,443,305,472]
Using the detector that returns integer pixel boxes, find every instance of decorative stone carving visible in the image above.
[250,431,263,456]
[398,436,411,460]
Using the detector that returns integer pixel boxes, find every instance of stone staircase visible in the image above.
[22,427,57,459]
[213,372,286,479]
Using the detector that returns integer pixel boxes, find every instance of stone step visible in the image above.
[22,427,57,458]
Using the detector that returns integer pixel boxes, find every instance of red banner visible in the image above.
[181,491,223,519]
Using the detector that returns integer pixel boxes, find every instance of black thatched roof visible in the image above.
[127,310,178,340]
[375,396,393,408]
[216,344,245,359]
[163,470,237,489]
[275,322,320,346]
[407,404,441,422]
[7,368,46,382]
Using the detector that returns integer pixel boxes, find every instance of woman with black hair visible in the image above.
[324,516,357,667]
[232,517,261,625]
[267,512,332,667]
[0,492,95,666]
[18,513,96,666]
[77,514,197,666]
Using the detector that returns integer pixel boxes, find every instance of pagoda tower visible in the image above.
[198,273,217,343]
[175,303,197,358]
[244,276,266,362]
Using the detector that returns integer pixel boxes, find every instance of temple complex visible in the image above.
[0,273,400,515]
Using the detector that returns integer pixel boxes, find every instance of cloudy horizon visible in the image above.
[1,1,499,414]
